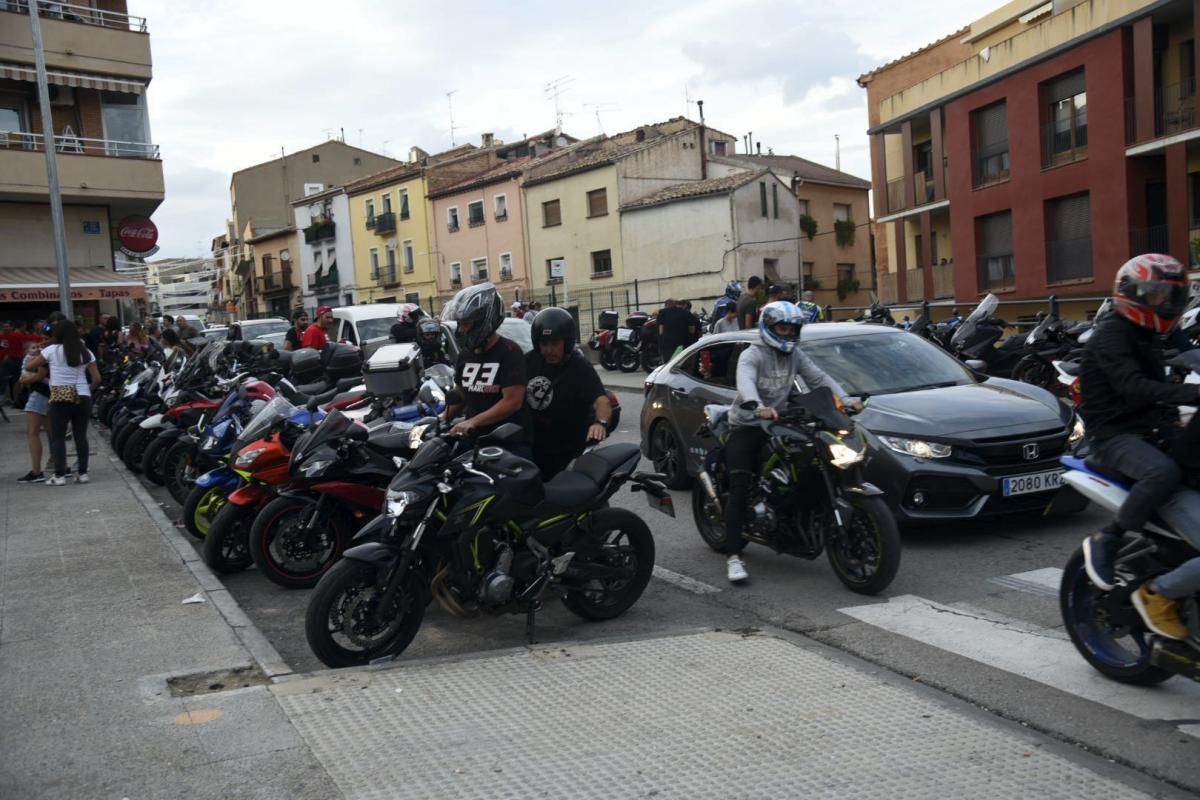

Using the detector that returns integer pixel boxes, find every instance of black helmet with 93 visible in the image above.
[531,306,576,352]
[442,282,503,353]
[1113,253,1188,334]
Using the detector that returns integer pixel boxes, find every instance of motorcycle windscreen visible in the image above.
[787,385,853,432]
[232,395,299,454]
[951,293,999,349]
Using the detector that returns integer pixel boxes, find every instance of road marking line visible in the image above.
[838,594,1200,735]
[989,567,1062,597]
[653,566,722,595]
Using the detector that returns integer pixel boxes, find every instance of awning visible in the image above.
[0,267,146,302]
[0,63,145,95]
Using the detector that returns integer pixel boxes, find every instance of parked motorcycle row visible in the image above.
[93,336,674,669]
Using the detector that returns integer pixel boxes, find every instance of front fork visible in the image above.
[372,500,440,627]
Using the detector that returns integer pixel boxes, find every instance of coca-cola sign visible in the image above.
[117,215,159,256]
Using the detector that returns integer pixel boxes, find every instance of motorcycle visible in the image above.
[303,422,673,668]
[611,311,652,373]
[690,386,902,594]
[950,294,1030,377]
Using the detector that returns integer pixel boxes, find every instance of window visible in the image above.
[354,157,362,166]
[763,258,780,281]
[1043,70,1087,166]
[759,182,768,217]
[591,249,613,278]
[797,199,809,216]
[802,262,815,286]
[468,200,485,226]
[385,246,397,281]
[972,102,1010,186]
[403,240,415,274]
[587,188,608,217]
[312,154,320,163]
[1046,193,1092,283]
[1191,172,1200,226]
[365,198,375,224]
[543,199,562,227]
[447,207,459,231]
[1183,41,1196,98]
[977,210,1015,291]
[382,193,392,214]
[399,189,410,220]
[499,252,513,281]
[369,248,380,279]
[100,91,151,157]
[450,262,463,285]
[405,292,420,304]
[833,203,851,222]
[711,140,727,156]
[471,257,489,282]
[494,194,508,219]
[679,342,747,389]
[837,264,855,284]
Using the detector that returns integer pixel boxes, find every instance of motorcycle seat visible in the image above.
[294,379,332,395]
[1059,361,1082,376]
[570,443,641,485]
[365,431,411,453]
[542,470,601,510]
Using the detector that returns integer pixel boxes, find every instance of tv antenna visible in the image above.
[583,103,616,135]
[446,90,460,146]
[685,85,697,117]
[544,76,575,131]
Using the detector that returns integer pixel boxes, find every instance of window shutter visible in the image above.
[1046,71,1085,104]
[975,103,1008,158]
[980,211,1013,256]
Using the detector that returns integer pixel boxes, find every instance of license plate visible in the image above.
[617,328,634,341]
[1002,469,1063,497]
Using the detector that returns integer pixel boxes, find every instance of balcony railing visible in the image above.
[1130,225,1169,256]
[932,262,955,299]
[886,178,906,214]
[374,211,396,235]
[878,271,898,305]
[1046,236,1093,284]
[313,264,339,289]
[905,268,925,301]
[1126,80,1198,144]
[262,267,292,292]
[977,254,1015,293]
[303,221,335,244]
[2,1,148,33]
[377,265,398,284]
[914,173,934,206]
[0,130,159,159]
[1042,121,1087,168]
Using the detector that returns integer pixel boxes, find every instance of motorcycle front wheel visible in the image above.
[250,495,347,589]
[202,502,255,574]
[140,434,174,485]
[825,495,901,595]
[163,440,198,505]
[121,426,154,473]
[617,346,640,373]
[305,558,426,669]
[561,508,655,621]
[599,348,618,371]
[181,483,228,540]
[1012,355,1056,392]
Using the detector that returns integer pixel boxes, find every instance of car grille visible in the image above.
[952,426,1069,475]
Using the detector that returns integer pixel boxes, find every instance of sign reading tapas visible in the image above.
[0,285,146,303]
[118,215,160,258]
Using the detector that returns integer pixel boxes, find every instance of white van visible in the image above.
[332,304,414,357]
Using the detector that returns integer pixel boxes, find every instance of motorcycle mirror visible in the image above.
[306,396,319,413]
[965,359,988,372]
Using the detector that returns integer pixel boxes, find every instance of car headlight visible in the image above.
[384,489,419,517]
[827,441,866,469]
[234,447,267,468]
[300,458,333,477]
[1068,417,1085,446]
[879,435,952,459]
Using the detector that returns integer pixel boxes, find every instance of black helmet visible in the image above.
[531,307,576,351]
[443,282,503,353]
[417,317,441,349]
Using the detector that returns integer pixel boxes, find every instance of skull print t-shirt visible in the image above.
[524,350,606,461]
[454,335,531,439]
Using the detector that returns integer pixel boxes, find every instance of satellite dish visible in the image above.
[555,135,568,147]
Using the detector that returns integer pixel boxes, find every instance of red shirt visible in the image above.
[0,332,22,361]
[300,324,329,350]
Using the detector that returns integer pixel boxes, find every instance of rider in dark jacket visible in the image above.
[1080,254,1200,640]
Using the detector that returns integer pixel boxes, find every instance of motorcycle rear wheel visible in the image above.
[202,502,254,574]
[121,426,153,473]
[305,558,426,669]
[599,348,618,371]
[163,440,197,505]
[691,481,729,554]
[1013,355,1056,392]
[1059,548,1172,685]
[140,434,174,485]
[561,508,655,621]
[250,495,346,589]
[617,347,640,373]
[825,495,901,595]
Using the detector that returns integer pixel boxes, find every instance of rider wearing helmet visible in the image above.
[441,283,530,443]
[722,301,861,583]
[389,303,425,344]
[524,307,612,478]
[711,280,743,328]
[1080,254,1200,639]
[415,317,450,366]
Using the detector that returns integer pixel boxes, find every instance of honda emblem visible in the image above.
[1023,443,1039,460]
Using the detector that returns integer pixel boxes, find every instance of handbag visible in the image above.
[49,384,79,404]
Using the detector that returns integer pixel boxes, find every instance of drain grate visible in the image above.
[166,665,270,697]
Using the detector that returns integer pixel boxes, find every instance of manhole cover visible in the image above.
[166,665,270,697]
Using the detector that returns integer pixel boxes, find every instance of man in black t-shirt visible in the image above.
[443,283,530,444]
[525,307,610,478]
[737,275,763,329]
[284,311,308,351]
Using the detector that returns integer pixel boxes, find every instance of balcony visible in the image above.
[913,173,934,206]
[374,211,396,235]
[0,1,152,81]
[887,178,907,214]
[261,266,293,294]
[977,254,1015,293]
[878,271,898,305]
[303,221,335,244]
[373,266,398,285]
[0,131,162,207]
[1130,225,1169,256]
[313,264,339,290]
[1126,80,1197,145]
[905,268,925,302]
[932,262,955,299]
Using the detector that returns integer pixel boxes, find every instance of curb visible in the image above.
[98,432,294,680]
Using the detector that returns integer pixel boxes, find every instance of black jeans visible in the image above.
[723,425,766,556]
[48,396,91,477]
[1090,432,1181,532]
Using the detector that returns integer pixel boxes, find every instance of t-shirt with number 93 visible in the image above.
[454,335,532,439]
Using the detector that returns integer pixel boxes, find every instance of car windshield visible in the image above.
[803,333,972,397]
[356,317,398,342]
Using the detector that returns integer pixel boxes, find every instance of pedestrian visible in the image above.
[16,340,50,483]
[797,289,824,323]
[767,284,787,304]
[511,302,525,320]
[122,321,151,354]
[0,321,22,405]
[737,276,764,329]
[25,320,100,485]
[301,305,335,349]
[284,310,309,351]
[657,299,693,361]
[713,303,740,334]
[681,300,701,347]
[144,318,160,344]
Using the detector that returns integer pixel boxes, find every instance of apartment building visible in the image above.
[0,0,160,325]
[860,0,1198,319]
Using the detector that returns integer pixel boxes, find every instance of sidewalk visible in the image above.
[0,410,1188,799]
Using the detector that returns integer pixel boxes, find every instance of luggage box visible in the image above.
[364,343,421,397]
[597,310,619,331]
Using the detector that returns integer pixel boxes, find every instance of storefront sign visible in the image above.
[117,215,159,258]
[0,285,146,303]
[82,220,101,235]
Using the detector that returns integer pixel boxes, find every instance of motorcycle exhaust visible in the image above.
[1150,638,1200,683]
[698,470,723,516]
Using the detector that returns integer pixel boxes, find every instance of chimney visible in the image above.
[408,145,430,164]
[697,100,707,180]
[756,142,762,155]
[636,128,646,142]
[481,132,494,148]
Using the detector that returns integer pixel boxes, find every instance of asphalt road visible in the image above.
[144,386,1200,794]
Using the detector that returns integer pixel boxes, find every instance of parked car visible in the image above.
[332,304,419,357]
[200,326,228,342]
[236,318,291,341]
[640,324,1084,525]
[442,318,533,356]
[176,314,207,331]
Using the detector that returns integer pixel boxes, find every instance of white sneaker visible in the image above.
[75,473,89,484]
[45,475,67,486]
[727,556,749,583]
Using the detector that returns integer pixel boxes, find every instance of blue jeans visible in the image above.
[1150,488,1200,599]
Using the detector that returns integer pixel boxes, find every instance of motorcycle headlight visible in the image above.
[827,441,866,469]
[879,435,952,459]
[200,436,218,452]
[235,447,267,468]
[1068,417,1085,446]
[300,458,333,477]
[384,489,419,517]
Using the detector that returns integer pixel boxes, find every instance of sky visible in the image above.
[137,0,999,259]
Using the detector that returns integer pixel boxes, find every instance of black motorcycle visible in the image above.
[304,423,674,668]
[691,387,901,594]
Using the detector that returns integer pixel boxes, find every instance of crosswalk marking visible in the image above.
[838,593,1200,735]
[988,567,1061,596]
[652,566,722,595]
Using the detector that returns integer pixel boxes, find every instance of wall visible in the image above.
[792,182,873,306]
[293,192,357,309]
[0,146,163,208]
[862,35,975,129]
[0,8,152,80]
[523,164,624,293]
[615,127,706,205]
[944,28,1130,301]
[731,175,805,289]
[0,202,113,269]
[620,194,733,306]
[430,175,529,303]
[247,231,299,317]
[347,174,438,305]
